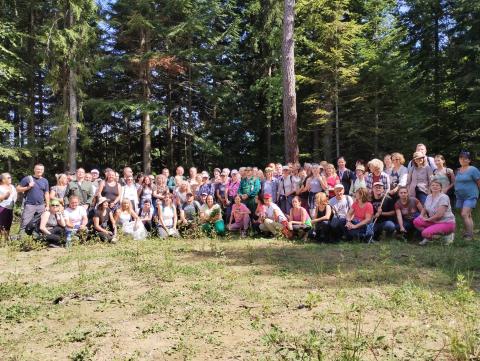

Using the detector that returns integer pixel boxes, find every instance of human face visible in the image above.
[459,156,470,167]
[34,165,44,177]
[69,198,79,209]
[121,200,130,210]
[398,188,408,200]
[325,166,333,176]
[91,172,99,180]
[414,157,425,167]
[2,173,12,185]
[176,166,184,176]
[430,181,442,193]
[190,167,197,178]
[355,169,364,178]
[234,195,241,205]
[264,197,271,206]
[434,156,444,169]
[384,155,392,168]
[143,202,151,211]
[373,184,384,197]
[416,145,427,156]
[392,155,401,167]
[164,196,172,205]
[337,158,346,169]
[124,167,133,178]
[334,187,344,198]
[76,168,85,181]
[186,194,194,203]
[162,169,170,177]
[126,176,134,185]
[292,198,301,208]
[85,173,92,182]
[206,195,214,207]
[50,204,60,212]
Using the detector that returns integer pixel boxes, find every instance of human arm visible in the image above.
[39,212,52,235]
[311,205,332,224]
[395,208,405,232]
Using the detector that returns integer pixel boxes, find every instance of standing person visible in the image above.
[383,154,393,175]
[0,173,17,243]
[350,165,367,195]
[370,182,396,241]
[225,170,240,220]
[38,199,66,245]
[324,164,340,198]
[387,153,408,198]
[407,151,433,205]
[16,163,50,235]
[395,186,423,236]
[407,143,436,170]
[337,157,354,195]
[156,194,179,238]
[215,171,229,211]
[174,166,186,189]
[119,166,133,186]
[137,175,154,206]
[153,174,170,205]
[161,168,175,192]
[309,192,332,242]
[120,175,139,212]
[90,169,102,189]
[454,150,480,241]
[97,168,122,211]
[261,167,279,204]
[365,159,390,192]
[92,197,117,242]
[188,167,198,187]
[228,194,251,236]
[64,168,94,209]
[329,184,353,242]
[50,173,68,207]
[432,155,455,196]
[197,172,214,200]
[277,166,297,215]
[238,167,261,213]
[414,179,456,245]
[305,164,327,217]
[345,188,374,241]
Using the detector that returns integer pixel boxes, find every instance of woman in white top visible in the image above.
[388,152,408,197]
[121,176,139,212]
[115,199,146,240]
[413,180,456,245]
[0,173,17,242]
[156,194,179,238]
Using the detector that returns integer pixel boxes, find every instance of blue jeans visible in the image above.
[65,225,80,247]
[416,189,428,205]
[346,224,368,241]
[374,220,396,240]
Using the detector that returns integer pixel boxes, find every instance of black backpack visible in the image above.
[25,212,42,235]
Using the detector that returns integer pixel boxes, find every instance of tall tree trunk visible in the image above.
[27,5,36,161]
[266,66,272,161]
[167,82,174,170]
[282,0,299,163]
[334,67,340,159]
[66,6,78,172]
[313,117,320,159]
[373,89,379,155]
[322,101,333,162]
[140,29,151,174]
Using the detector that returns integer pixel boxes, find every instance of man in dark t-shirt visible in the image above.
[371,181,396,241]
[16,164,50,234]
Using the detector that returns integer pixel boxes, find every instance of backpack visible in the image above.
[25,212,42,235]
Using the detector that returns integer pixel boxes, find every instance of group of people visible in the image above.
[0,143,478,247]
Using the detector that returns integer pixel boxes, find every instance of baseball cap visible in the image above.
[282,165,289,171]
[373,181,384,187]
[90,169,99,174]
[334,183,344,189]
[263,193,272,199]
[231,169,238,175]
[201,171,209,178]
[186,192,194,197]
[459,150,471,159]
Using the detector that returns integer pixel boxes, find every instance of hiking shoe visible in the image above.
[419,238,429,246]
[443,233,454,245]
[463,234,473,241]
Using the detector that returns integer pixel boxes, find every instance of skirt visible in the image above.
[0,206,14,231]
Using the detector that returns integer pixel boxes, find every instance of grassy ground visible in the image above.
[1,214,479,360]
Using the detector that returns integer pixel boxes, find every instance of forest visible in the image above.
[0,0,479,176]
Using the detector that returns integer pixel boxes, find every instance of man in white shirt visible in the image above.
[259,194,288,236]
[329,184,353,242]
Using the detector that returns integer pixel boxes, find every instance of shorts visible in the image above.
[455,197,478,209]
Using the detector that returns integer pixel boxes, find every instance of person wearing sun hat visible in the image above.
[92,196,117,242]
[350,164,367,195]
[454,150,480,241]
[407,151,434,205]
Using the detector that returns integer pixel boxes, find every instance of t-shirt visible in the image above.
[265,203,287,222]
[182,201,201,221]
[215,183,227,199]
[231,203,250,222]
[371,194,395,222]
[20,176,49,205]
[424,193,455,223]
[351,201,374,222]
[64,206,87,230]
[329,195,353,219]
[94,208,111,229]
[395,197,421,220]
[455,166,480,200]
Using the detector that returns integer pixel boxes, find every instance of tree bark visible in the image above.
[322,101,333,162]
[140,28,151,174]
[282,0,299,164]
[66,6,78,172]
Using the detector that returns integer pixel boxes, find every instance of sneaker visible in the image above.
[443,233,454,245]
[419,238,429,246]
[463,234,473,241]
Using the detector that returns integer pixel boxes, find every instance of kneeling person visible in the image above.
[93,197,117,242]
[258,194,288,236]
[38,199,66,245]
[64,195,88,246]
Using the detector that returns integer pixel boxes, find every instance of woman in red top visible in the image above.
[345,188,373,240]
[287,196,311,240]
[325,163,340,198]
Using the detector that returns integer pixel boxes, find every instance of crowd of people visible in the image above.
[0,143,479,247]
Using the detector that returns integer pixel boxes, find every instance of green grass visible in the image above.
[0,210,479,360]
